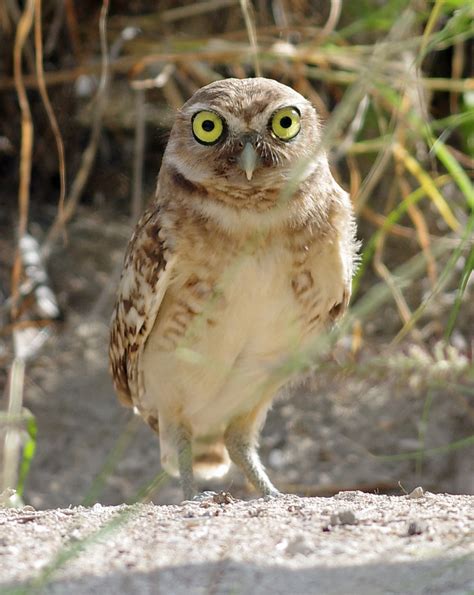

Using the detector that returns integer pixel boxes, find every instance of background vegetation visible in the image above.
[0,0,473,507]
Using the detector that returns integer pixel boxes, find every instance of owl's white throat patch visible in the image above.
[166,150,322,235]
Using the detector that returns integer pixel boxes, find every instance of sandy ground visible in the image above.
[1,491,473,594]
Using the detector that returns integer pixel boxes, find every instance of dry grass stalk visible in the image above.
[34,0,66,238]
[41,0,111,260]
[161,0,239,22]
[132,88,146,223]
[1,357,25,493]
[239,0,261,75]
[10,0,34,339]
[319,0,342,41]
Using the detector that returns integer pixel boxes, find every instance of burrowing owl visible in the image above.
[109,77,357,500]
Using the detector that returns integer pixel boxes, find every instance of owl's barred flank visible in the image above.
[109,78,358,500]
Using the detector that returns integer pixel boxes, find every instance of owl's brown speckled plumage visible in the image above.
[109,78,358,500]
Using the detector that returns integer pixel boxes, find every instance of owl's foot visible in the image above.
[224,421,279,498]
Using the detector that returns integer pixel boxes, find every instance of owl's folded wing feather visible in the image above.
[109,206,174,406]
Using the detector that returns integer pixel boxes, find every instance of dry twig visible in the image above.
[34,0,66,236]
[41,0,111,260]
[239,0,261,76]
[11,0,34,320]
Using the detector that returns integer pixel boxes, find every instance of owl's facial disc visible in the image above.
[170,79,322,191]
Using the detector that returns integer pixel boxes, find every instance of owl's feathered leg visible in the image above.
[176,426,197,500]
[224,414,279,497]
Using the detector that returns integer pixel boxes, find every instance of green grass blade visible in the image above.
[16,412,37,497]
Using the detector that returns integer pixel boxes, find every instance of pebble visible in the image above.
[334,491,364,501]
[330,510,358,526]
[285,535,313,556]
[408,486,424,499]
[407,519,427,536]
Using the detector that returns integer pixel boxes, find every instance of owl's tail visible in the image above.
[160,435,231,480]
[192,438,231,480]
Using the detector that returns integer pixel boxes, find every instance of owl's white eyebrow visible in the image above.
[273,102,306,112]
[183,103,223,117]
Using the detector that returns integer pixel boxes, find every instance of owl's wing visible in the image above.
[109,205,174,406]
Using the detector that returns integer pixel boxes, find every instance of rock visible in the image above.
[285,535,313,556]
[407,519,427,535]
[408,486,424,499]
[212,491,235,505]
[330,510,358,526]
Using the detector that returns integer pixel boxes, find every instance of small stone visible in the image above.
[16,514,38,524]
[201,509,220,517]
[285,535,313,556]
[330,513,340,526]
[69,529,82,541]
[212,491,235,505]
[338,510,358,525]
[287,504,305,514]
[330,510,358,526]
[275,538,289,551]
[334,491,363,501]
[408,486,424,499]
[407,520,426,535]
[187,491,218,505]
[21,505,36,513]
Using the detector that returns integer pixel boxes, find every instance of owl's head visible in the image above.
[164,78,323,193]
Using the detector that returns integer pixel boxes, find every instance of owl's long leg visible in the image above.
[224,415,279,497]
[175,426,197,501]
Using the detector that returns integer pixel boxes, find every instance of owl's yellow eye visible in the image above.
[270,107,301,141]
[192,111,225,145]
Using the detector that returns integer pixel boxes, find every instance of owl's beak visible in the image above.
[238,142,258,181]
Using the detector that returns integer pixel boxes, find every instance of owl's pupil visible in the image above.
[280,116,292,129]
[202,120,215,132]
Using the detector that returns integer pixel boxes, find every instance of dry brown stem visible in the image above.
[41,0,111,260]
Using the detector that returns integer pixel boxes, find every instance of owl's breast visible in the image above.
[152,240,340,350]
[139,236,347,430]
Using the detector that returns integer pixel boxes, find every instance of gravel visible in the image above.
[1,491,473,594]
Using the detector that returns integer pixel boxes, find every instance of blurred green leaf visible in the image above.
[16,412,37,497]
